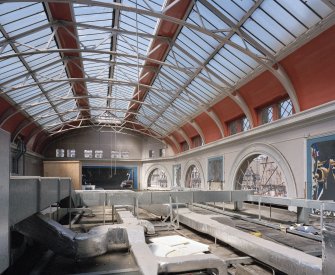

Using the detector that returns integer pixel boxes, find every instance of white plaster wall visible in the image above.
[140,102,335,198]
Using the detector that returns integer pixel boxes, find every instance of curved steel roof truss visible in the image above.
[0,0,333,143]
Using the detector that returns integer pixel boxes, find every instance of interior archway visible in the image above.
[145,165,170,189]
[147,168,167,188]
[235,154,287,197]
[229,143,297,198]
[185,165,201,189]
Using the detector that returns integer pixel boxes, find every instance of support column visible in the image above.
[322,223,335,274]
[297,207,310,224]
[0,130,10,273]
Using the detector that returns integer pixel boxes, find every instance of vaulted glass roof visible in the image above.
[0,0,333,138]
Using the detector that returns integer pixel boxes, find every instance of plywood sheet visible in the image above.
[43,161,82,190]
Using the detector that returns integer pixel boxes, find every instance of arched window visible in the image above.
[148,168,168,188]
[185,165,201,188]
[235,154,287,197]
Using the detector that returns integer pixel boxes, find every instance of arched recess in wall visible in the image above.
[182,160,205,189]
[145,164,171,190]
[228,143,297,198]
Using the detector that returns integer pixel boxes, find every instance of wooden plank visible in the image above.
[43,161,82,190]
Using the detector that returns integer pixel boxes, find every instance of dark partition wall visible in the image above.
[82,166,138,190]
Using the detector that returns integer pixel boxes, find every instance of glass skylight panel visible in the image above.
[137,115,152,126]
[143,93,165,109]
[154,74,179,90]
[175,29,214,62]
[188,78,218,101]
[83,60,108,78]
[41,81,66,94]
[178,91,204,108]
[81,53,109,61]
[14,28,51,52]
[74,4,113,27]
[230,33,266,58]
[208,58,241,85]
[157,107,185,126]
[25,101,52,117]
[117,35,149,57]
[90,98,105,108]
[173,98,196,116]
[38,116,62,127]
[94,110,121,125]
[120,12,156,34]
[225,42,259,71]
[22,94,50,111]
[77,28,110,49]
[1,75,36,93]
[210,52,247,80]
[86,82,107,96]
[149,87,172,103]
[0,56,27,83]
[154,117,175,130]
[47,84,71,100]
[139,105,157,118]
[113,85,133,99]
[148,94,166,108]
[56,100,76,114]
[260,1,307,38]
[25,52,60,71]
[165,48,199,68]
[218,46,254,76]
[0,0,330,138]
[62,112,79,122]
[145,126,162,136]
[160,66,189,86]
[114,66,138,82]
[113,111,123,119]
[37,62,65,81]
[123,0,164,11]
[252,8,295,46]
[0,3,48,36]
[157,77,178,91]
[113,103,128,113]
[150,124,168,136]
[303,0,333,18]
[190,1,230,34]
[0,2,35,16]
[74,5,112,108]
[6,87,42,104]
[113,102,128,113]
[161,109,181,124]
[242,18,284,54]
[277,0,321,28]
[208,0,254,24]
[91,110,102,118]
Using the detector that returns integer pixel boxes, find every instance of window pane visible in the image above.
[242,117,251,131]
[67,149,76,158]
[111,151,120,158]
[84,150,93,158]
[56,149,64,158]
[95,150,103,158]
[261,106,273,124]
[279,99,293,118]
[149,149,155,158]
